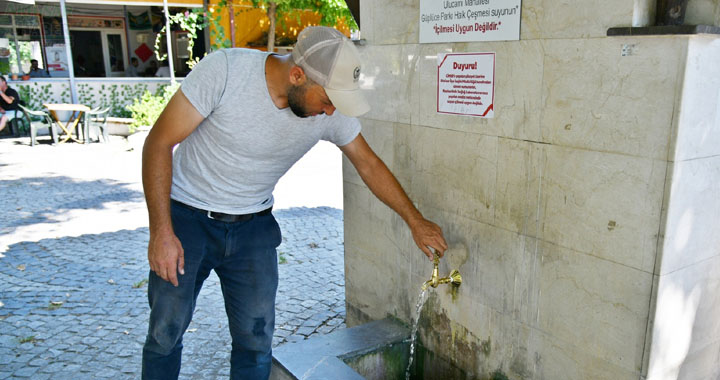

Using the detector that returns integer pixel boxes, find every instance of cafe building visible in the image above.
[0,0,354,126]
[0,0,207,80]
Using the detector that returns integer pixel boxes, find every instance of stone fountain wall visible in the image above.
[343,1,720,379]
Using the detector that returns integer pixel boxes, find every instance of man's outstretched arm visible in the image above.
[340,133,448,260]
[142,89,204,286]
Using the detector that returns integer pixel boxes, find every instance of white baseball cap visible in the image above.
[292,26,370,117]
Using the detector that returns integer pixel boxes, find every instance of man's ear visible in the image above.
[288,66,307,86]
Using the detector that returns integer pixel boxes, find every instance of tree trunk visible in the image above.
[267,2,276,52]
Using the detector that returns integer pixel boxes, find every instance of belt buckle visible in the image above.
[207,210,216,220]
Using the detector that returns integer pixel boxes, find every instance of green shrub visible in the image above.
[125,83,180,130]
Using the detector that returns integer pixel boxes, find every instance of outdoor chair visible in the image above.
[17,104,59,147]
[82,107,110,143]
[7,100,28,137]
[6,112,24,137]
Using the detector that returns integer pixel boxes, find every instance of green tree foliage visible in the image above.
[194,0,357,52]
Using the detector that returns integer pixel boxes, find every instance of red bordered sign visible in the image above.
[437,52,495,118]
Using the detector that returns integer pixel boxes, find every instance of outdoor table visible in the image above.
[43,103,91,143]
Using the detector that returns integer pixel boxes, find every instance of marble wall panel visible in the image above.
[527,327,642,380]
[521,0,636,40]
[539,144,666,273]
[685,0,720,26]
[495,138,544,237]
[343,182,401,260]
[417,292,537,379]
[416,40,544,142]
[646,255,720,380]
[358,0,374,42]
[659,155,720,275]
[342,118,397,188]
[677,341,720,380]
[394,124,498,225]
[673,36,720,162]
[344,245,408,324]
[541,37,686,161]
[357,44,419,125]
[409,207,537,324]
[343,181,413,325]
[536,241,652,375]
[363,0,419,45]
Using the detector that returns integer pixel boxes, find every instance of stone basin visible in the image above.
[270,318,471,380]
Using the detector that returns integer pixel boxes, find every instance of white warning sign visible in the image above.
[420,0,521,43]
[437,52,495,117]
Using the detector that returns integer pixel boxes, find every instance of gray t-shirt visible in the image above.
[171,49,361,214]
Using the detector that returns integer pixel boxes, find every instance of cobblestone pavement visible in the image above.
[0,136,347,379]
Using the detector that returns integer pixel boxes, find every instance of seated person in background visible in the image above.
[126,57,141,77]
[28,59,50,78]
[74,55,88,77]
[154,60,171,77]
[0,75,20,134]
[144,60,158,77]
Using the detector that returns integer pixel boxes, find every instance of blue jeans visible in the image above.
[142,201,281,380]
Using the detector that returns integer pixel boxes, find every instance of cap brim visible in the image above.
[325,88,370,117]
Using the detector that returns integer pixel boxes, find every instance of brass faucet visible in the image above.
[422,251,462,291]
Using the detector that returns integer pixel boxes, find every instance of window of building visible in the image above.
[0,13,44,75]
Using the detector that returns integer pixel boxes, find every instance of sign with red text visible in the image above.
[420,0,521,43]
[437,52,495,117]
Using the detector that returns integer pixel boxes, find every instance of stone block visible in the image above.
[344,244,409,324]
[539,144,665,273]
[521,0,636,39]
[535,241,652,375]
[684,0,720,26]
[672,36,720,162]
[526,327,641,379]
[416,40,545,142]
[357,44,419,125]
[495,138,544,237]
[658,156,720,275]
[540,37,686,160]
[394,124,498,225]
[647,255,720,379]
[342,182,399,256]
[342,118,396,188]
[363,0,419,45]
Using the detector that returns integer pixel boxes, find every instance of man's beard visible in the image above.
[287,82,311,118]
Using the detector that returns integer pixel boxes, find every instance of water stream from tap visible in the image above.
[405,288,429,380]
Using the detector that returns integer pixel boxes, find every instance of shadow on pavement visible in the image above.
[0,176,144,230]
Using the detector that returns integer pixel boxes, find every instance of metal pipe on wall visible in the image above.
[59,0,77,103]
[163,0,175,83]
[124,5,132,66]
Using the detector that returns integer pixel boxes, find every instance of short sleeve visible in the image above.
[180,50,228,118]
[321,113,362,147]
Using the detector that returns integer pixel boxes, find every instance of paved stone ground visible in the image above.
[0,136,347,379]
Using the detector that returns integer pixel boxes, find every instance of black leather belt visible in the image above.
[171,200,272,223]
